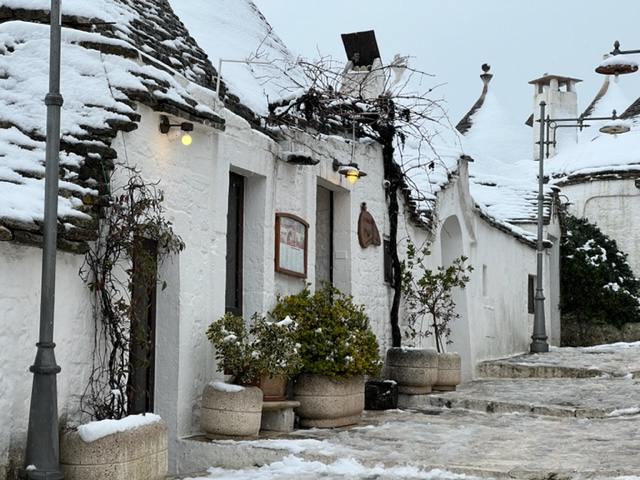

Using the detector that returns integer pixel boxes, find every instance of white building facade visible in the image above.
[0,2,560,478]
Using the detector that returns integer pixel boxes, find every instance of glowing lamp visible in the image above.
[333,160,367,184]
[159,115,194,146]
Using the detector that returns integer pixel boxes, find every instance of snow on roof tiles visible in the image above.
[0,0,224,252]
[1,0,560,253]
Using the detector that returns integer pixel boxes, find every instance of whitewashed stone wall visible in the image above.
[561,178,640,275]
[114,104,391,471]
[1,97,555,477]
[0,242,94,479]
[394,159,560,380]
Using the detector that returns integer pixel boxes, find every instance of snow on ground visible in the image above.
[175,342,640,480]
[187,456,488,480]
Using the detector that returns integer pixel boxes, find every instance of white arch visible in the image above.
[440,215,473,380]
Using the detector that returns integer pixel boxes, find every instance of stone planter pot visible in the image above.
[385,347,438,394]
[434,352,462,391]
[293,373,365,428]
[60,416,168,480]
[200,382,263,438]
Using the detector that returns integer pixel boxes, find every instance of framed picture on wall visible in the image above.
[275,213,308,277]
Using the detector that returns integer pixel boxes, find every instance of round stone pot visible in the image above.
[385,347,438,394]
[434,352,462,391]
[200,382,263,438]
[293,373,365,428]
[60,417,168,480]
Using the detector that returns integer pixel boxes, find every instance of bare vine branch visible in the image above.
[79,164,185,420]
[257,53,455,347]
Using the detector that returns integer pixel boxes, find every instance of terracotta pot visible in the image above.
[385,347,438,394]
[434,352,461,391]
[293,374,364,428]
[200,382,263,438]
[246,373,288,401]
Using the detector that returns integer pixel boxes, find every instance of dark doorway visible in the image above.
[316,186,334,286]
[128,237,158,414]
[226,172,244,315]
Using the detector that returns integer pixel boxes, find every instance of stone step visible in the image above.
[476,360,613,379]
[475,345,640,380]
[398,375,639,419]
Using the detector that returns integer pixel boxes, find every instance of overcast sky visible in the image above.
[252,0,640,126]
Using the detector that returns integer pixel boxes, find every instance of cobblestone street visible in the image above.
[168,343,640,479]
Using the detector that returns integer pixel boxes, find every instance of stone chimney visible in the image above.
[340,30,385,100]
[528,74,582,159]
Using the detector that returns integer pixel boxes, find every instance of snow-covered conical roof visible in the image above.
[170,0,308,118]
[456,65,531,163]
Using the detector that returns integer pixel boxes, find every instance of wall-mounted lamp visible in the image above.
[333,160,367,184]
[159,115,194,146]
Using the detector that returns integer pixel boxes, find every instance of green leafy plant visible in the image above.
[401,242,473,352]
[560,211,640,328]
[269,282,383,379]
[205,312,302,384]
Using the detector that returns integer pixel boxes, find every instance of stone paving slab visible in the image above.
[174,406,640,479]
[168,345,640,479]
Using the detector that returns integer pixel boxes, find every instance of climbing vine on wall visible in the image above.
[79,164,185,420]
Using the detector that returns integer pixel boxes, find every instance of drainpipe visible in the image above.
[24,0,65,478]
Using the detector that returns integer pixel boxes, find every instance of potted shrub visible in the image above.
[201,312,302,437]
[205,312,302,395]
[270,282,383,428]
[388,242,472,393]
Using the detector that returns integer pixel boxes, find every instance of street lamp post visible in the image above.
[531,101,549,353]
[531,102,625,353]
[24,0,64,478]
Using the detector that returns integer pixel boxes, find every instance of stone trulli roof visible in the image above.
[454,66,552,243]
[0,0,225,253]
[621,96,640,119]
[455,64,493,136]
[1,0,554,253]
[169,0,308,119]
[579,75,632,141]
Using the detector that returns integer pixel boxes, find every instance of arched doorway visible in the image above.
[440,216,472,380]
